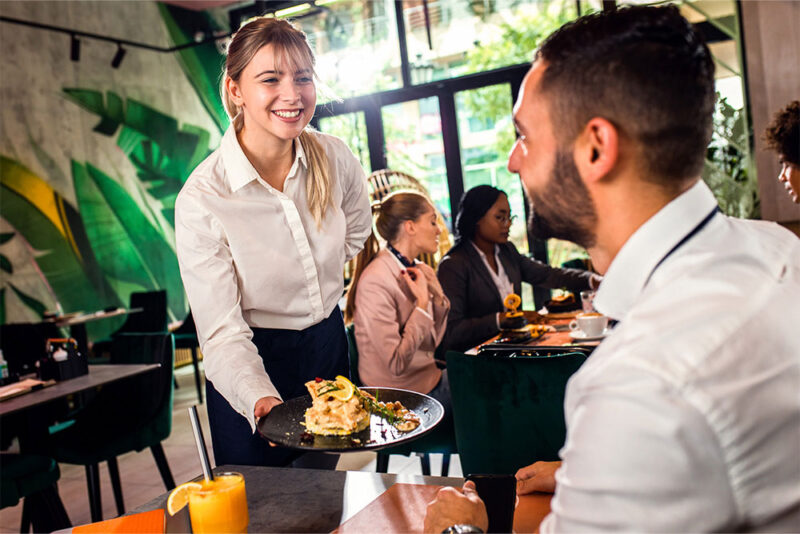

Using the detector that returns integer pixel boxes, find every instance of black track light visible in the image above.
[70,34,80,61]
[111,43,126,68]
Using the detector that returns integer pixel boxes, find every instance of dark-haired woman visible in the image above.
[345,192,451,411]
[437,185,600,352]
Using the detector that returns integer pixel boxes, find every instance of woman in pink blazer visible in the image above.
[344,192,451,410]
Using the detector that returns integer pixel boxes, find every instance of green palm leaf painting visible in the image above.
[1,156,122,339]
[62,89,213,225]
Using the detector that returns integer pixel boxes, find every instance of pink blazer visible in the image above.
[353,249,450,394]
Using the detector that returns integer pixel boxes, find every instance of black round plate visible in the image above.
[257,387,444,452]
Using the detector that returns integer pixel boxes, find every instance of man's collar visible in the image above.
[593,180,719,321]
[220,125,307,192]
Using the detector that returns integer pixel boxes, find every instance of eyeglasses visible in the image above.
[493,213,518,224]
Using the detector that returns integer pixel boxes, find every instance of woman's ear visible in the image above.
[403,219,417,236]
[574,117,618,184]
[225,76,244,107]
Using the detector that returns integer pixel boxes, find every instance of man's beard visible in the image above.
[527,148,598,249]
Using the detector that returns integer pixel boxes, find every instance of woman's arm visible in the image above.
[512,245,595,292]
[418,263,451,346]
[354,270,434,377]
[437,255,499,352]
[175,191,280,432]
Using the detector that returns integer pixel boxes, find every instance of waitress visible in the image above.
[175,17,371,468]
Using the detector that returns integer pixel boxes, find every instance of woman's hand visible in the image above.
[515,461,561,495]
[254,396,282,419]
[417,263,446,304]
[401,267,430,309]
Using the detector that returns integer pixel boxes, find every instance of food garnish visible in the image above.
[303,376,420,436]
[166,481,202,516]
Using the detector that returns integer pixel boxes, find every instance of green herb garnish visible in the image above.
[354,389,401,424]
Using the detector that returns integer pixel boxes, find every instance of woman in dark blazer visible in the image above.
[437,185,600,352]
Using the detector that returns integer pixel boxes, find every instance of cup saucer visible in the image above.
[569,329,608,342]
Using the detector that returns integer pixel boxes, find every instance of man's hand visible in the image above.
[424,481,489,533]
[516,461,561,495]
[254,396,282,419]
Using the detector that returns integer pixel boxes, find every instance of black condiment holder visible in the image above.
[38,338,88,381]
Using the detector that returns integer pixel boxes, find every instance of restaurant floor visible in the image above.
[0,365,462,530]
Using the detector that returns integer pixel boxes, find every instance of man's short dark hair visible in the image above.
[765,101,800,166]
[535,5,716,184]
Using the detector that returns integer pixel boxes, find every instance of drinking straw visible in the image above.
[188,406,214,482]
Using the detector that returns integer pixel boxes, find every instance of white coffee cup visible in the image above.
[569,312,608,337]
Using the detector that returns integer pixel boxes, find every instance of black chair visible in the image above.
[173,310,203,403]
[446,349,588,475]
[91,290,168,361]
[45,332,177,521]
[346,324,456,476]
[0,453,71,532]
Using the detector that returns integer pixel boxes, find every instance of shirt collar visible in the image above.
[593,180,719,321]
[470,241,498,260]
[220,125,307,193]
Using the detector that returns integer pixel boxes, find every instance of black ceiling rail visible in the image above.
[0,15,231,53]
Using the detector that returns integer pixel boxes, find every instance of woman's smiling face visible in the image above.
[229,44,316,145]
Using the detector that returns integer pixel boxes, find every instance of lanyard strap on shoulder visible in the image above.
[643,206,720,289]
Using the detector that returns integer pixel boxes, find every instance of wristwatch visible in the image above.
[441,525,485,534]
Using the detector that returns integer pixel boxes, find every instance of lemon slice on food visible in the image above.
[331,375,355,402]
[167,481,202,516]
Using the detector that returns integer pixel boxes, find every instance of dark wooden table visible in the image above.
[0,364,159,418]
[130,465,552,533]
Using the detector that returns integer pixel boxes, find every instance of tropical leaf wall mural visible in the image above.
[0,1,225,342]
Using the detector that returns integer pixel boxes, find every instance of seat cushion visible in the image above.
[0,453,60,509]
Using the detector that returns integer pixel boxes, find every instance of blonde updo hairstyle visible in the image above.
[344,191,433,323]
[222,17,332,226]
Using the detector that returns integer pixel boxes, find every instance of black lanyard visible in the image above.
[387,244,415,269]
[642,206,719,289]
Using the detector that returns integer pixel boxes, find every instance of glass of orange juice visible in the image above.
[188,472,249,534]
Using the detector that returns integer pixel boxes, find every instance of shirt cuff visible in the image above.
[496,313,502,330]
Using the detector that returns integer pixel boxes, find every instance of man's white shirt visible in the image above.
[175,127,371,430]
[540,180,800,532]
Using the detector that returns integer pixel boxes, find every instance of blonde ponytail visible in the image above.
[298,129,333,227]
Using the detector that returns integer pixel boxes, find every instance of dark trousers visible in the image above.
[206,307,350,467]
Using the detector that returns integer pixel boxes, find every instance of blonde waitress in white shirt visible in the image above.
[175,17,371,468]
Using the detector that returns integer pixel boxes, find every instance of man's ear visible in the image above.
[574,118,619,184]
[225,76,244,107]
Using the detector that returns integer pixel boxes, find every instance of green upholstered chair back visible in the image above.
[446,350,587,475]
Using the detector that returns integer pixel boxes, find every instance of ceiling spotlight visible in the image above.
[70,34,80,62]
[111,43,126,69]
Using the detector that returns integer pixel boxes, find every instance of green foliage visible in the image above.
[1,156,123,337]
[703,95,759,219]
[461,8,576,158]
[157,3,228,135]
[62,89,213,225]
[71,161,185,318]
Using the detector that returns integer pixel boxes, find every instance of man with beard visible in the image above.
[425,5,800,533]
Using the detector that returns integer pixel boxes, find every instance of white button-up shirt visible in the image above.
[541,180,800,532]
[175,127,371,430]
[471,242,515,328]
